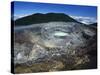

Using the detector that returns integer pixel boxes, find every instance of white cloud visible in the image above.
[14,14,32,20]
[70,15,97,25]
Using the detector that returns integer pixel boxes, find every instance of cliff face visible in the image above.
[13,21,97,73]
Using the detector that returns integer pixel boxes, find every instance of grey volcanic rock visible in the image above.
[14,22,97,72]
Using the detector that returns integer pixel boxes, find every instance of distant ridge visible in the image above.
[15,13,79,25]
[90,23,97,27]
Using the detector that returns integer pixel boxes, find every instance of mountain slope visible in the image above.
[90,23,97,27]
[15,13,79,25]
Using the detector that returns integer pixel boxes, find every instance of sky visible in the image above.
[12,1,97,24]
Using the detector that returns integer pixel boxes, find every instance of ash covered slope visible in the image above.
[14,21,97,73]
[13,13,97,73]
[15,13,79,25]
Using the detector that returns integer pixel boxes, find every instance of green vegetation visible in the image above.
[15,13,78,25]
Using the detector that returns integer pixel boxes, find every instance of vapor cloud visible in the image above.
[70,15,97,25]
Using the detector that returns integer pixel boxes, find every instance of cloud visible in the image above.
[14,14,31,20]
[70,15,97,25]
